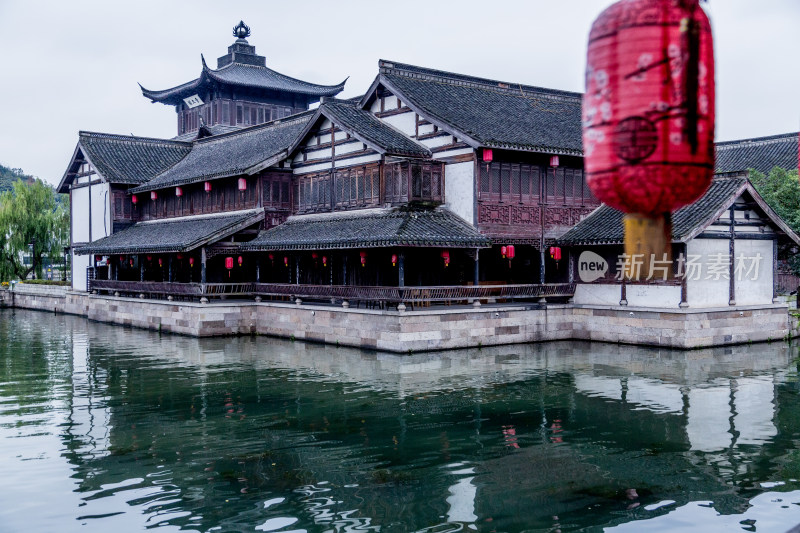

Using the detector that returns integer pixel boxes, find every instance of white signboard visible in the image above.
[183,94,203,109]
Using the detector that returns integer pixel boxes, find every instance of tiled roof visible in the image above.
[140,57,346,104]
[78,132,191,186]
[558,176,748,245]
[74,209,264,255]
[132,112,314,193]
[375,60,584,155]
[715,133,799,175]
[319,101,431,158]
[173,124,243,141]
[242,206,491,251]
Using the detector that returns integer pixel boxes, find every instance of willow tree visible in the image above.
[0,180,69,281]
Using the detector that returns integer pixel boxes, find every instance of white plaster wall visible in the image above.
[381,112,416,136]
[418,123,435,136]
[687,238,731,307]
[72,187,90,243]
[625,285,682,308]
[72,253,90,292]
[435,148,474,159]
[337,141,367,156]
[304,146,332,162]
[422,135,457,149]
[294,162,332,175]
[333,154,381,169]
[383,95,398,109]
[444,161,474,225]
[91,183,111,241]
[734,239,773,305]
[574,284,621,305]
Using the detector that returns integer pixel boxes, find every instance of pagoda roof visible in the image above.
[361,60,584,156]
[140,56,347,105]
[715,132,799,175]
[241,206,491,251]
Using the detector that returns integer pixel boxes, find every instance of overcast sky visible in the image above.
[0,0,798,186]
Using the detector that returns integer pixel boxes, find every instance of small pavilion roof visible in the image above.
[558,175,800,246]
[74,209,264,255]
[715,132,799,175]
[58,132,191,193]
[241,206,491,251]
[140,56,346,105]
[361,60,584,156]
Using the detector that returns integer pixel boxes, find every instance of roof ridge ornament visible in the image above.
[233,21,250,40]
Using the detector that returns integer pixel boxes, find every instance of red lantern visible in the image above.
[146,255,152,262]
[225,257,234,270]
[176,253,184,260]
[284,256,289,267]
[131,194,138,205]
[391,254,398,267]
[441,250,450,268]
[204,181,212,193]
[129,258,134,267]
[311,252,318,260]
[583,0,715,216]
[501,246,508,259]
[150,191,158,201]
[549,155,560,168]
[322,256,328,267]
[158,257,163,267]
[507,245,515,260]
[360,251,367,267]
[175,186,183,197]
[549,246,562,261]
[483,148,493,163]
[189,257,194,267]
[237,256,243,267]
[238,178,247,191]
[119,255,124,262]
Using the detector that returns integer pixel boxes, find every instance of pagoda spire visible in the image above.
[232,21,251,41]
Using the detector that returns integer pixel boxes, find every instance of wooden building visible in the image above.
[57,23,800,308]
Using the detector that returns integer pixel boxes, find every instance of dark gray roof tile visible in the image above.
[75,209,264,255]
[715,133,798,175]
[242,206,490,251]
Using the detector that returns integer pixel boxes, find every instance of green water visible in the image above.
[2,309,800,532]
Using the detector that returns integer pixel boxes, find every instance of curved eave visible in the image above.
[139,76,207,105]
[202,59,347,98]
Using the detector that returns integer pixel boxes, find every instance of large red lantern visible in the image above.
[506,245,515,260]
[584,0,715,215]
[360,251,367,267]
[204,181,212,193]
[175,186,183,197]
[150,191,158,201]
[583,0,715,277]
[441,250,450,268]
[549,246,562,261]
[238,178,247,191]
[482,148,493,163]
[225,257,234,270]
[131,194,138,205]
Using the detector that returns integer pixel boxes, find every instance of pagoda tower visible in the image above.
[140,21,347,137]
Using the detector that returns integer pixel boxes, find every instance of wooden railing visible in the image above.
[89,279,576,306]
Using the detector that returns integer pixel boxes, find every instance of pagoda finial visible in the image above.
[232,21,250,40]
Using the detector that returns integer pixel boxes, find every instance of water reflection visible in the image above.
[1,309,800,532]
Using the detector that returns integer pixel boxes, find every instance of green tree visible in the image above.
[0,180,69,281]
[750,167,800,232]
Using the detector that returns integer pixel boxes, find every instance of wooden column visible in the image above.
[539,248,546,284]
[773,238,779,303]
[343,254,348,286]
[107,260,112,280]
[295,255,300,285]
[255,256,260,283]
[473,249,480,286]
[568,250,574,284]
[398,252,405,287]
[200,247,207,285]
[139,255,144,282]
[729,206,736,306]
[168,256,173,283]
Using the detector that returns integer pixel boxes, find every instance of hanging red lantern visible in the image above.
[225,257,234,270]
[284,256,289,267]
[129,258,134,267]
[441,250,450,268]
[501,246,508,259]
[311,252,318,260]
[146,255,152,262]
[119,255,124,262]
[150,191,158,201]
[322,256,328,267]
[204,181,212,193]
[176,253,184,260]
[482,148,493,163]
[549,246,562,261]
[189,257,194,267]
[175,186,183,197]
[584,0,715,216]
[158,257,163,267]
[507,245,515,260]
[549,155,560,168]
[131,194,138,205]
[360,251,367,267]
[238,178,247,191]
[391,254,398,267]
[237,255,243,267]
